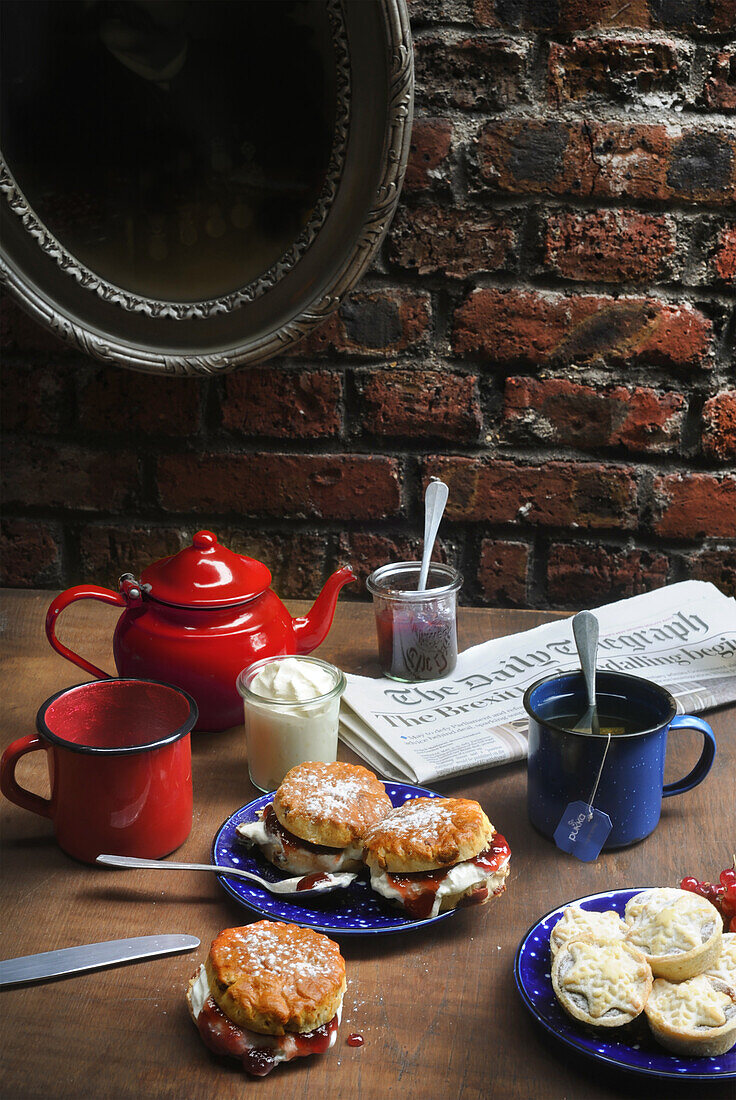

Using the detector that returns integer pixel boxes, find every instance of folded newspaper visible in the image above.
[339,581,736,784]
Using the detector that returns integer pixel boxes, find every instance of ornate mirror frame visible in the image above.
[0,0,413,375]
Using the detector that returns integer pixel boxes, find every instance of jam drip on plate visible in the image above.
[263,803,342,857]
[197,995,338,1076]
[385,834,510,920]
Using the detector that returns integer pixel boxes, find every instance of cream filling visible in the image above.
[235,816,362,874]
[369,853,510,919]
[190,964,342,1064]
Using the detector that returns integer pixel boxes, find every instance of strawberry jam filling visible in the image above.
[196,994,338,1077]
[384,834,510,920]
[263,803,341,857]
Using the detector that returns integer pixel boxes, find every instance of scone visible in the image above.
[702,931,736,991]
[186,921,346,1076]
[624,888,723,980]
[236,761,393,875]
[362,796,510,919]
[550,906,628,957]
[644,973,736,1056]
[552,939,653,1028]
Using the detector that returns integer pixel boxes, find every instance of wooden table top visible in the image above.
[1,589,733,1100]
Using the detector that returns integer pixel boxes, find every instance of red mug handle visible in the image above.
[46,584,127,679]
[0,735,52,818]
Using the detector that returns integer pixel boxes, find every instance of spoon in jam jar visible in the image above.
[417,478,449,593]
[96,854,357,897]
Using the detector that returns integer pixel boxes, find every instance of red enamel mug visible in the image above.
[0,679,197,864]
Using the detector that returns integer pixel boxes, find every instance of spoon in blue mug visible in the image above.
[571,610,600,735]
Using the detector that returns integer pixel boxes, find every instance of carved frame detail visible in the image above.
[0,0,413,375]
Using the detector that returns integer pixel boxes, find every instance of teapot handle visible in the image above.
[46,585,127,680]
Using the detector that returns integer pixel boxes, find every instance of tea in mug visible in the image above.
[554,714,640,736]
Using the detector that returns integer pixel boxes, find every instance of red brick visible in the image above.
[474,0,736,33]
[1,442,140,510]
[648,0,736,34]
[286,290,431,359]
[477,540,529,604]
[157,454,401,520]
[540,210,675,283]
[423,458,638,529]
[700,47,736,111]
[1,360,70,434]
[548,36,686,108]
[683,548,736,598]
[702,391,736,462]
[338,532,451,595]
[712,225,736,283]
[547,544,669,606]
[0,519,62,587]
[414,34,529,112]
[403,119,453,193]
[79,525,186,587]
[477,120,736,205]
[78,370,203,436]
[502,378,685,454]
[388,206,516,278]
[360,369,481,442]
[651,473,736,538]
[474,0,652,29]
[223,370,342,438]
[453,289,712,369]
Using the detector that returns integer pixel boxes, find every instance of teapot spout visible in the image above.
[292,565,356,654]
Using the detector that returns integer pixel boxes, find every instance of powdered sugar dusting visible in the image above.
[370,798,454,843]
[298,773,375,819]
[228,925,336,982]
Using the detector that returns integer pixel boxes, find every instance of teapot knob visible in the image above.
[193,530,217,549]
[118,573,144,603]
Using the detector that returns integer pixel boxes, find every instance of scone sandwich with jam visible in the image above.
[236,760,393,874]
[362,796,510,919]
[186,920,346,1077]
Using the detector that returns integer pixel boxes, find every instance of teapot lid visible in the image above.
[141,531,272,607]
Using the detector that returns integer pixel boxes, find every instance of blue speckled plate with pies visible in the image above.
[211,781,455,935]
[514,888,736,1080]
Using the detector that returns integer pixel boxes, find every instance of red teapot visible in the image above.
[46,531,355,731]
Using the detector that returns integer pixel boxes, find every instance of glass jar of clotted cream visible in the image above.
[236,655,347,792]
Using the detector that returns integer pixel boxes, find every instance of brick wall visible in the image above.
[1,0,735,610]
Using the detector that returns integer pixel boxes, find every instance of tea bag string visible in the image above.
[586,725,612,821]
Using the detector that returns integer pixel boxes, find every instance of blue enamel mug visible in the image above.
[524,671,716,850]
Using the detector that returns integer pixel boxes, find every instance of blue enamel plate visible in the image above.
[514,887,736,1080]
[211,781,455,935]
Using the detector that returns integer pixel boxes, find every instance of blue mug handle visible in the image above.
[662,715,716,797]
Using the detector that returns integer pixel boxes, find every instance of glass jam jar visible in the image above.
[366,562,462,682]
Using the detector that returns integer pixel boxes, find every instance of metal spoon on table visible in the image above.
[571,610,600,735]
[418,478,449,592]
[96,854,357,898]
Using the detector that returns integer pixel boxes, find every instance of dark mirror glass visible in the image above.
[1,0,336,301]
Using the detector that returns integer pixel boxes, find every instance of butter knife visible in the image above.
[0,934,200,988]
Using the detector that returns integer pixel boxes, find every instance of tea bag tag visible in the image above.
[554,801,612,862]
[553,721,613,862]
